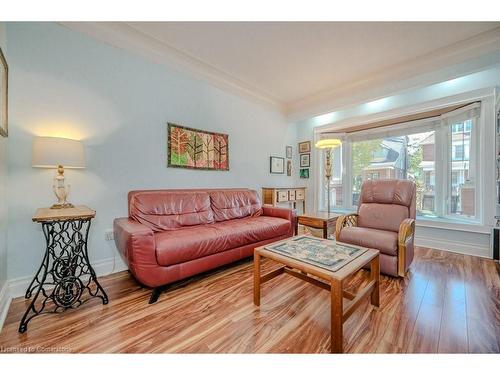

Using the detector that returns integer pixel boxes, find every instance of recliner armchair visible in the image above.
[335,179,416,277]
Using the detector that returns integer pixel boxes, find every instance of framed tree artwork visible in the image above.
[270,156,285,174]
[300,153,310,167]
[298,141,311,153]
[286,146,292,159]
[287,160,292,176]
[167,123,229,171]
[0,47,8,138]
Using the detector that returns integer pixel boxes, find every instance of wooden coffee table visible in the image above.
[253,236,380,353]
[297,211,342,238]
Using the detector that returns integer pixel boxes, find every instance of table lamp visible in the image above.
[315,136,342,215]
[32,136,85,209]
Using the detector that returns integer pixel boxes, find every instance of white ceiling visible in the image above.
[65,22,500,118]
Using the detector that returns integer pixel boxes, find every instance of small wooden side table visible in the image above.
[19,205,108,333]
[297,211,341,239]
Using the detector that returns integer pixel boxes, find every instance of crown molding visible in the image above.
[60,22,285,112]
[286,27,500,121]
[60,23,500,122]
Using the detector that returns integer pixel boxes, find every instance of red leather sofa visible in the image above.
[114,189,296,303]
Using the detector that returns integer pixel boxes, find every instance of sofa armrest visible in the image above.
[262,206,297,235]
[262,205,296,221]
[113,217,157,269]
[335,213,358,239]
[397,218,415,277]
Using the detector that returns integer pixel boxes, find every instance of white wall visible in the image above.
[0,23,7,291]
[294,67,500,258]
[5,22,297,282]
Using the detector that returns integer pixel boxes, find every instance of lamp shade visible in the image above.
[32,136,85,168]
[315,138,342,149]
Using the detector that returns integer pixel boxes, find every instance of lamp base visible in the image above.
[50,202,75,209]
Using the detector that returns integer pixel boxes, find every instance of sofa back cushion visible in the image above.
[209,190,262,222]
[129,190,214,231]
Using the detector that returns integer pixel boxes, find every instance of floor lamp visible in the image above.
[315,138,342,215]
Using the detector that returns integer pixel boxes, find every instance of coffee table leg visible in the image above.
[370,255,380,307]
[330,279,343,353]
[253,251,261,306]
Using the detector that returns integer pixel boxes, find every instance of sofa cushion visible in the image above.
[209,190,262,222]
[129,191,214,232]
[338,226,398,256]
[155,216,289,266]
[357,203,408,232]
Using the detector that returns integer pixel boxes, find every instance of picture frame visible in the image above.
[300,168,309,179]
[0,47,8,138]
[286,145,292,159]
[287,160,292,176]
[270,156,285,174]
[300,153,310,167]
[298,141,311,153]
[167,123,229,171]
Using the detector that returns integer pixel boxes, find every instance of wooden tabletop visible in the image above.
[298,211,342,221]
[32,205,96,222]
[261,187,306,190]
[255,236,379,281]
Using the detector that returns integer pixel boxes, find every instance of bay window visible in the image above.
[317,102,481,224]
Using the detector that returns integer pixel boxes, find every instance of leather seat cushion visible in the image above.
[338,226,398,256]
[155,216,290,266]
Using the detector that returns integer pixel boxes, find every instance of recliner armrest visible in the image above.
[398,218,415,246]
[113,217,157,268]
[397,218,415,277]
[335,213,358,239]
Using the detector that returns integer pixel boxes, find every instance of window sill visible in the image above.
[319,209,490,234]
[416,217,490,234]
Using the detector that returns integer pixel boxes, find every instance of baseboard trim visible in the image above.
[415,235,491,258]
[0,256,128,332]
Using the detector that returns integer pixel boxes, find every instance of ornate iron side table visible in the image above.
[19,206,108,333]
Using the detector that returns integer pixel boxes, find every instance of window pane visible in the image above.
[449,121,475,218]
[409,131,436,216]
[351,137,408,207]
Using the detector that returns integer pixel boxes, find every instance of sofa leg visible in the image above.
[149,287,163,304]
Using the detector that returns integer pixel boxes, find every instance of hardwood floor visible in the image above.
[0,247,498,353]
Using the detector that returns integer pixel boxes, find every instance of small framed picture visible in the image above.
[298,141,311,153]
[286,146,292,159]
[300,153,310,167]
[270,156,285,174]
[287,160,292,176]
[0,47,8,138]
[300,168,309,179]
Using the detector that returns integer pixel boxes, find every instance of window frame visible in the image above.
[315,102,484,226]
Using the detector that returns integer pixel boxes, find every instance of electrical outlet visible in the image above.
[104,230,114,241]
